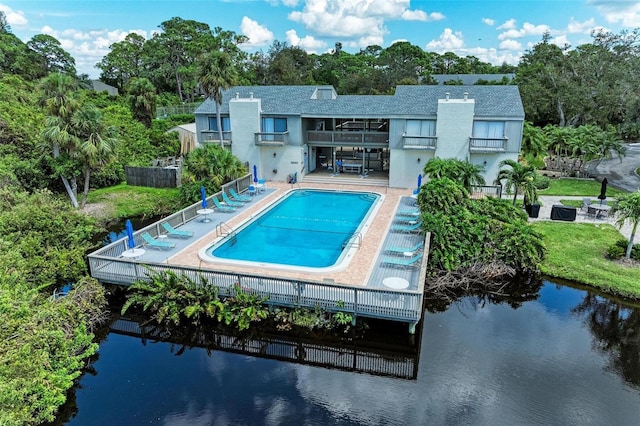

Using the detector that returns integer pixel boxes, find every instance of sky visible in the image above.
[1,0,639,78]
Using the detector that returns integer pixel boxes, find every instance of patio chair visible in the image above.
[580,197,592,213]
[229,188,252,202]
[381,253,423,268]
[386,241,424,255]
[141,232,176,250]
[221,192,244,207]
[398,208,420,216]
[212,197,237,213]
[161,222,194,239]
[391,222,422,233]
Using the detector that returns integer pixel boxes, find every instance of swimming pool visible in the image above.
[200,189,381,272]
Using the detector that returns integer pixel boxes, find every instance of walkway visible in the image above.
[591,142,640,193]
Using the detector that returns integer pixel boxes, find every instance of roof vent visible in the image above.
[463,92,469,101]
[445,92,450,101]
[249,92,254,99]
[235,92,239,99]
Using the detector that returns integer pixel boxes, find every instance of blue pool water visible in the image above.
[206,189,380,268]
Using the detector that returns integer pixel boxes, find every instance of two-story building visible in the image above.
[194,85,524,188]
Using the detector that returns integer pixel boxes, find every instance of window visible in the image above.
[208,117,230,132]
[261,117,287,133]
[405,120,436,136]
[472,121,505,139]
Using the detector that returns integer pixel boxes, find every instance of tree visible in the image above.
[71,104,119,207]
[27,34,76,75]
[197,50,237,147]
[521,121,547,161]
[127,77,157,128]
[40,73,81,208]
[423,157,485,193]
[96,32,146,90]
[495,159,538,206]
[610,190,640,259]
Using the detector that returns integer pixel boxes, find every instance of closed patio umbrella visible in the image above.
[201,186,208,209]
[597,178,608,205]
[253,165,258,183]
[125,219,135,249]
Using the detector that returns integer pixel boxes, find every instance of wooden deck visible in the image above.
[87,175,427,333]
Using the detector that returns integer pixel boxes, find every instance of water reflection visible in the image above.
[53,281,640,425]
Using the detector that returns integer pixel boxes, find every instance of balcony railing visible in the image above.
[255,131,289,146]
[307,130,388,147]
[402,135,437,150]
[469,137,507,153]
[201,130,232,146]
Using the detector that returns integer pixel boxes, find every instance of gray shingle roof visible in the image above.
[194,84,523,119]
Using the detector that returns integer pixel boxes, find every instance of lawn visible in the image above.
[532,221,640,299]
[540,177,627,197]
[87,184,182,219]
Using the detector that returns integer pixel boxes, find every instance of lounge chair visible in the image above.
[395,215,421,223]
[386,241,424,255]
[162,222,194,239]
[212,197,236,213]
[398,209,420,216]
[381,253,423,268]
[221,192,244,207]
[141,232,176,250]
[229,188,252,202]
[391,222,422,233]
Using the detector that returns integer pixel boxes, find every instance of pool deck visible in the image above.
[164,181,423,289]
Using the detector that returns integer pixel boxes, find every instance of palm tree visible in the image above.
[71,104,119,207]
[521,121,547,160]
[127,77,157,128]
[423,157,485,193]
[39,72,81,208]
[495,159,538,206]
[610,190,640,259]
[197,51,237,147]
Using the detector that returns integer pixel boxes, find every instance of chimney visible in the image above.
[445,92,450,101]
[463,92,469,101]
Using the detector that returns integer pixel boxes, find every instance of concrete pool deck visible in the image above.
[165,181,420,288]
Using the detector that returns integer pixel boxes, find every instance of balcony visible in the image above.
[255,131,289,146]
[201,130,232,146]
[469,137,507,153]
[402,135,437,150]
[307,130,388,147]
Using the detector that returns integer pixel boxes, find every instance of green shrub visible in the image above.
[534,174,550,190]
[613,238,640,260]
[605,244,625,260]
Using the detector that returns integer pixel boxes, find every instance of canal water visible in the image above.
[55,280,640,425]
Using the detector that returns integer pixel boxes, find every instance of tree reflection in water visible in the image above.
[573,294,640,387]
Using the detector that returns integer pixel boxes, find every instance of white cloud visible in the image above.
[38,25,150,77]
[285,29,327,51]
[426,28,465,50]
[499,39,522,50]
[0,4,28,27]
[287,0,443,45]
[401,9,428,21]
[498,22,552,40]
[566,17,597,34]
[589,0,640,27]
[240,16,274,47]
[482,17,495,26]
[551,34,571,48]
[266,0,300,6]
[497,18,516,30]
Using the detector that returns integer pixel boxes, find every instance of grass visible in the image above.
[532,221,640,299]
[540,178,627,197]
[87,184,182,219]
[559,199,583,208]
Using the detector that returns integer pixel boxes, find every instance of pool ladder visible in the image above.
[342,232,362,250]
[215,222,237,243]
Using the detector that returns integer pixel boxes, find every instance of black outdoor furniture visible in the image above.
[550,205,577,221]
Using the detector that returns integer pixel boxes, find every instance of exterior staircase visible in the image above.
[301,173,389,187]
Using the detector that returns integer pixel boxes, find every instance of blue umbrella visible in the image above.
[125,219,135,249]
[417,173,422,190]
[200,186,208,209]
[253,164,258,183]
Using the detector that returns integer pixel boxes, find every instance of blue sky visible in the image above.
[1,1,637,78]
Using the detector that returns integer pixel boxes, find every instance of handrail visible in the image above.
[342,232,362,249]
[215,222,235,239]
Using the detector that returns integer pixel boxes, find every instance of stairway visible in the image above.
[301,174,389,187]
